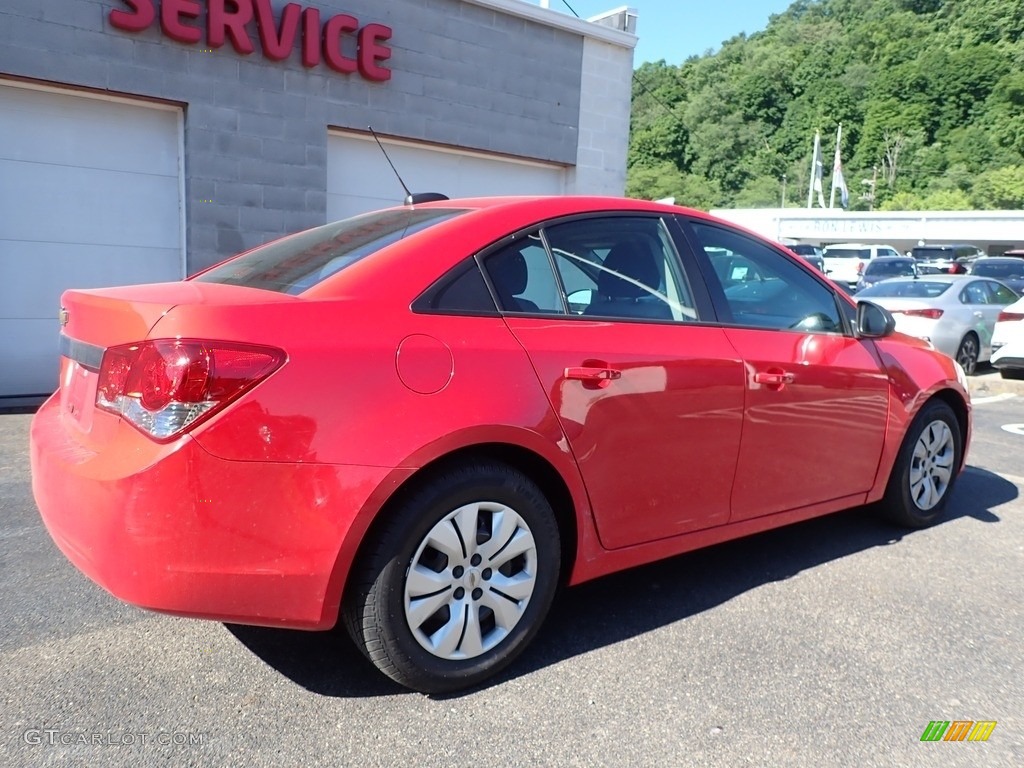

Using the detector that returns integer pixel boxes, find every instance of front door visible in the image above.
[682,220,890,522]
[481,216,746,549]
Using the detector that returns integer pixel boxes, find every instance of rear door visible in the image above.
[678,219,890,522]
[482,215,746,550]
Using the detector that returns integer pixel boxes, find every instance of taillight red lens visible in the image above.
[894,308,944,319]
[96,340,284,440]
[998,311,1024,322]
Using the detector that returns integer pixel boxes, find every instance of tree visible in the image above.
[970,166,1024,209]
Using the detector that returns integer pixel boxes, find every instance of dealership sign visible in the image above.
[110,0,393,81]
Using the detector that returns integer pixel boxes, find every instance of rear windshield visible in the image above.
[194,208,466,294]
[824,248,869,259]
[865,260,916,277]
[912,247,953,260]
[972,262,1024,279]
[857,280,953,299]
[789,244,819,256]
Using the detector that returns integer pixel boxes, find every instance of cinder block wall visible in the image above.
[0,0,587,272]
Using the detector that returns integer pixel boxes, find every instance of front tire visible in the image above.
[344,461,561,694]
[878,400,962,528]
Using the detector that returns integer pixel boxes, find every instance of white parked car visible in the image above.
[823,243,903,291]
[991,296,1024,379]
[856,275,1020,374]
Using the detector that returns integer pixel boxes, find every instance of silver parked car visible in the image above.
[856,275,1020,374]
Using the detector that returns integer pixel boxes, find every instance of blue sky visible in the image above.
[534,0,796,65]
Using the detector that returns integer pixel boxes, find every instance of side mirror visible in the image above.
[856,300,896,338]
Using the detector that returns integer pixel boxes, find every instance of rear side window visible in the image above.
[194,208,466,295]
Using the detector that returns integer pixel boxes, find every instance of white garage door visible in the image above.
[0,82,184,398]
[327,132,567,221]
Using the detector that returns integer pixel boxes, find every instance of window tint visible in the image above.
[483,233,564,314]
[971,261,1024,279]
[543,217,697,322]
[824,248,870,259]
[986,281,1019,304]
[415,261,497,314]
[692,222,843,333]
[960,282,992,305]
[865,259,916,277]
[195,208,466,294]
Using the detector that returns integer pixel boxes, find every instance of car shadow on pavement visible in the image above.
[224,465,1014,699]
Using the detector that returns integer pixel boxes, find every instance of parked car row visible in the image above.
[856,275,1020,374]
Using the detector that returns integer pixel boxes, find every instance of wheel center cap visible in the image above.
[466,569,481,589]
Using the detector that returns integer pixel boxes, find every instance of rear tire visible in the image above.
[999,368,1024,380]
[877,400,962,528]
[955,333,979,375]
[343,461,560,694]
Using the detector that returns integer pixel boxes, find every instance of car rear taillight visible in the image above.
[893,308,944,319]
[96,339,285,440]
[998,310,1024,322]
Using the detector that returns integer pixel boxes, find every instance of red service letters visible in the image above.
[110,0,393,81]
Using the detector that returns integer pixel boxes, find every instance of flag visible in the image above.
[831,124,849,209]
[807,131,826,208]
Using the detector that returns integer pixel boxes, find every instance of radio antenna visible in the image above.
[367,126,449,207]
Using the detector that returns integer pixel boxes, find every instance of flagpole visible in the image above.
[807,131,820,209]
[830,124,843,209]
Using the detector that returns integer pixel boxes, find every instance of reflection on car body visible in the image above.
[32,195,972,694]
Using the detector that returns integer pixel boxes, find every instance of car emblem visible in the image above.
[59,307,69,327]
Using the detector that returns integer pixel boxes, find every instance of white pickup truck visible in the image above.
[822,243,903,291]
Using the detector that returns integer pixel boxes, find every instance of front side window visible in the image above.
[985,281,1019,304]
[691,222,844,333]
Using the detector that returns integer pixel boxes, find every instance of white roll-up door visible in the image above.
[0,82,184,397]
[327,131,567,221]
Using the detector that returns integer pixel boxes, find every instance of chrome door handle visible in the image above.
[565,366,622,382]
[754,371,795,386]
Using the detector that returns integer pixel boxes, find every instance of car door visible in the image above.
[679,219,891,522]
[961,279,1020,357]
[481,215,746,550]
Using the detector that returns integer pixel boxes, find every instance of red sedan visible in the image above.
[32,196,971,693]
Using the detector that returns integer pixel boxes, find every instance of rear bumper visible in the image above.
[30,395,398,629]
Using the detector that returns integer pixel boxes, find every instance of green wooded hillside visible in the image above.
[627,0,1024,210]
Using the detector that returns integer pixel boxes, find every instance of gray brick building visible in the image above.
[0,0,637,398]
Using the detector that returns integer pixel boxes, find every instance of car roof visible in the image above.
[974,256,1022,263]
[869,256,914,261]
[872,275,969,284]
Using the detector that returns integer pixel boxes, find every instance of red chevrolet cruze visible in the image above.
[32,196,971,693]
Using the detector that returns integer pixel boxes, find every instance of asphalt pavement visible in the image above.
[1,377,1022,767]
